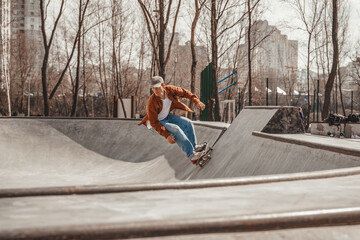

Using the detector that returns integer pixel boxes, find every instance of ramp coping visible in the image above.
[1,207,360,239]
[3,166,360,198]
[245,106,299,109]
[252,131,360,157]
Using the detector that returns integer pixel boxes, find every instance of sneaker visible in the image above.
[194,142,207,152]
[190,151,205,164]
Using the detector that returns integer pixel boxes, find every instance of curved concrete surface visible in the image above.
[1,107,360,239]
[2,174,360,239]
[191,108,360,180]
[4,165,360,198]
[0,118,224,189]
[1,107,359,191]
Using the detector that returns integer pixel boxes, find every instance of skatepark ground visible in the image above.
[1,106,360,239]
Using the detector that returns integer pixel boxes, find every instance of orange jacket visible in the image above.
[138,85,201,139]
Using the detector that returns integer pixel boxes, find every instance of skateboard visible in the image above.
[195,143,213,167]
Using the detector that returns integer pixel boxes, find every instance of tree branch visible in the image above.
[164,0,182,66]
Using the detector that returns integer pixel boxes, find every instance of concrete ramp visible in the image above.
[191,107,360,179]
[0,118,224,189]
[1,107,360,190]
[1,108,360,239]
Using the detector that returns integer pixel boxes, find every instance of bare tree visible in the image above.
[10,36,37,115]
[70,0,90,117]
[225,24,245,115]
[129,14,151,115]
[226,4,272,112]
[93,1,111,117]
[322,0,338,119]
[209,0,218,120]
[336,0,350,116]
[351,41,360,88]
[1,0,12,115]
[288,0,324,128]
[187,0,207,119]
[137,0,182,80]
[135,17,148,97]
[111,0,139,117]
[48,1,90,104]
[313,0,331,115]
[247,0,252,106]
[81,21,89,117]
[206,0,253,121]
[193,0,265,119]
[40,0,65,116]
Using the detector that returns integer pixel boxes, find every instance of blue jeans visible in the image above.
[160,114,197,158]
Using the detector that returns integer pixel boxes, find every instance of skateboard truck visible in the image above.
[197,146,213,167]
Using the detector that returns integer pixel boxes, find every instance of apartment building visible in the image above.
[238,20,298,103]
[1,0,42,75]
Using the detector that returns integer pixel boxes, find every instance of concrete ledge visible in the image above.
[193,121,230,130]
[1,207,360,239]
[252,131,360,157]
[245,106,298,109]
[0,117,229,130]
[3,166,360,198]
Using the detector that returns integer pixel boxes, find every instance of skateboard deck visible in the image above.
[186,143,214,180]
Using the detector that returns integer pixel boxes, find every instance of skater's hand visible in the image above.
[196,101,205,111]
[167,135,176,144]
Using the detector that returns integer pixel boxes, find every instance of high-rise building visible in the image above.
[238,20,298,104]
[163,31,208,96]
[1,0,42,75]
[1,0,42,45]
[1,0,42,110]
[0,0,43,115]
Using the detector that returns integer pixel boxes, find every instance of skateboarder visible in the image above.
[138,76,206,164]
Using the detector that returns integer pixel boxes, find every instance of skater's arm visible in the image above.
[170,86,201,105]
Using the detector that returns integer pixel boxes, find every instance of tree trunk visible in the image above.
[158,0,165,78]
[338,66,346,116]
[39,0,65,116]
[49,29,81,100]
[1,0,12,116]
[247,0,252,106]
[111,1,127,118]
[188,0,202,120]
[71,0,83,117]
[210,0,220,121]
[82,27,89,117]
[70,40,80,117]
[306,36,311,129]
[41,50,49,116]
[97,23,109,117]
[135,23,145,97]
[138,0,181,82]
[322,0,338,120]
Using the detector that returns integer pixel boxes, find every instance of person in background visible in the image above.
[299,107,304,122]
